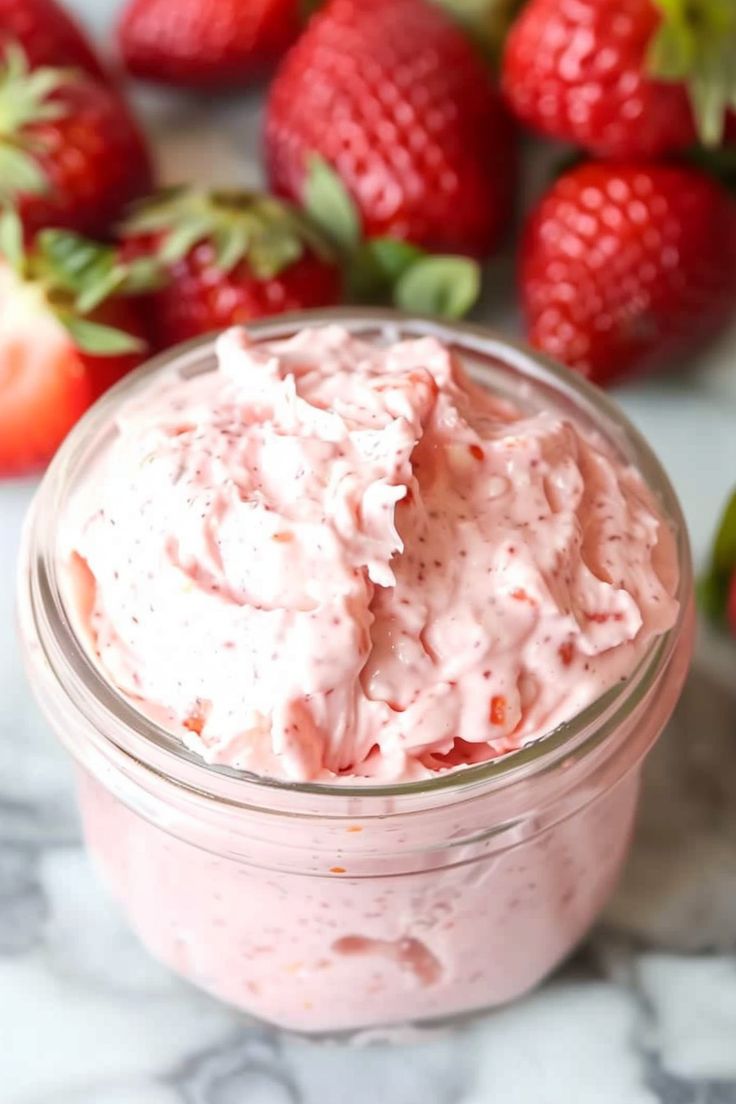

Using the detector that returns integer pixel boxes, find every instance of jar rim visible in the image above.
[23,307,693,807]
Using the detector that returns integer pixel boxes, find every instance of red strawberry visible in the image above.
[502,0,736,158]
[265,0,516,258]
[0,212,156,475]
[0,47,153,238]
[121,188,342,347]
[520,162,736,385]
[0,0,107,78]
[117,0,303,90]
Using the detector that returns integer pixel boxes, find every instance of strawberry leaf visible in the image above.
[74,270,127,314]
[213,222,250,273]
[647,15,692,77]
[0,46,70,195]
[394,255,480,319]
[117,256,165,295]
[363,238,424,282]
[59,314,145,355]
[124,188,332,280]
[699,489,736,624]
[712,490,736,575]
[0,206,24,271]
[348,237,424,301]
[691,69,733,147]
[123,186,189,234]
[36,229,163,312]
[649,0,736,146]
[247,229,303,280]
[0,144,47,196]
[39,229,119,290]
[159,217,214,265]
[303,155,361,255]
[8,221,156,358]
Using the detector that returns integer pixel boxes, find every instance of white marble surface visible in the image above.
[3,2,736,1100]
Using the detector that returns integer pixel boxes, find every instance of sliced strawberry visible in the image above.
[0,285,90,475]
[0,211,157,476]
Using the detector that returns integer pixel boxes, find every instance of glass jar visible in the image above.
[18,309,694,1035]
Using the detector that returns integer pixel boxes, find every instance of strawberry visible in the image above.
[502,0,736,158]
[117,0,303,90]
[0,210,158,475]
[121,188,343,347]
[700,491,736,636]
[520,162,736,385]
[0,47,153,238]
[265,0,516,259]
[0,0,107,78]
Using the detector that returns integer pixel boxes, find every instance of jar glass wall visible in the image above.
[18,310,694,1035]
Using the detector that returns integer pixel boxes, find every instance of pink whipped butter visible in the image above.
[28,322,692,1032]
[65,325,678,781]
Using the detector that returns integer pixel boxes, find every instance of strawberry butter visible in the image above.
[18,314,694,1033]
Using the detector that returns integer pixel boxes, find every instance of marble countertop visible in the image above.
[3,2,736,1100]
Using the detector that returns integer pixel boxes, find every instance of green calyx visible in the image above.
[300,0,323,19]
[124,186,336,280]
[0,45,72,199]
[648,0,736,145]
[431,0,524,62]
[303,156,481,320]
[699,489,736,625]
[0,206,160,354]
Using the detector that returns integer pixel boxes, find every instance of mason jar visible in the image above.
[17,309,694,1035]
